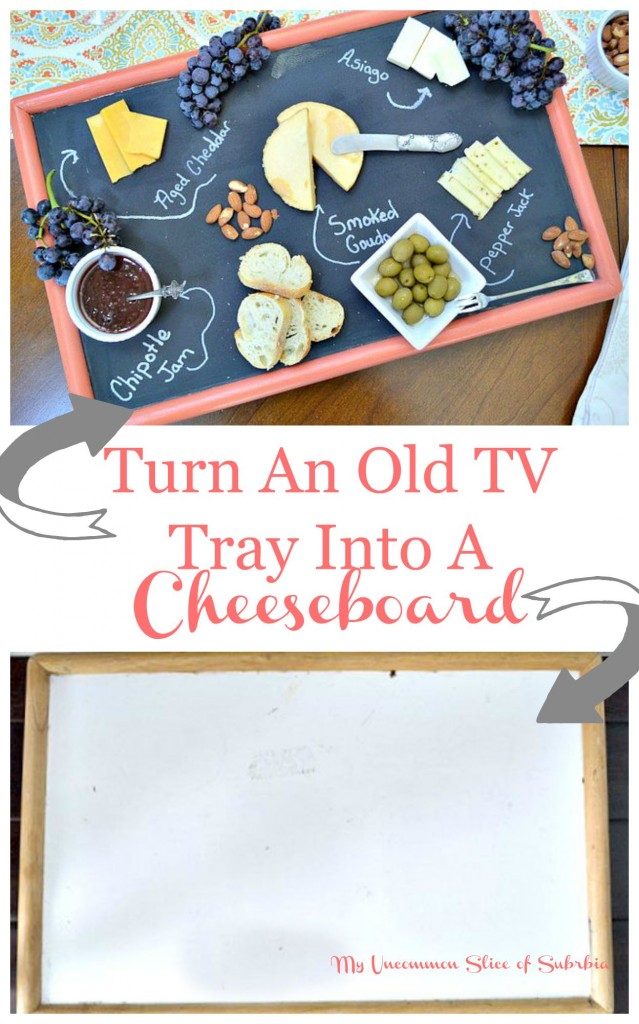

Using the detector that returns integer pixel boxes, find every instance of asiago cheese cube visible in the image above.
[263,108,316,212]
[277,101,363,193]
[387,17,430,70]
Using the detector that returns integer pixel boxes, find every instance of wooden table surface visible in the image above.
[11,143,628,427]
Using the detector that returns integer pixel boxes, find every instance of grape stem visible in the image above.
[214,10,270,65]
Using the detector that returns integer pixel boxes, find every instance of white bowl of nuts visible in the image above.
[586,11,629,95]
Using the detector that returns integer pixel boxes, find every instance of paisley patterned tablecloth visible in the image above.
[10,9,628,145]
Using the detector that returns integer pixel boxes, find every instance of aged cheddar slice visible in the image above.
[100,99,155,172]
[263,108,316,211]
[86,113,131,184]
[485,136,531,181]
[277,101,362,192]
[465,141,518,191]
[439,171,490,219]
[125,110,168,161]
[387,17,430,70]
[449,159,497,210]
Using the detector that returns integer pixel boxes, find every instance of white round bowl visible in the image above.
[65,245,161,343]
[585,10,629,96]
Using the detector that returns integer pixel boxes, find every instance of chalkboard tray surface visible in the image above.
[11,11,622,424]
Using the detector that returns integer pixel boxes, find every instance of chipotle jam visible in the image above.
[78,255,153,334]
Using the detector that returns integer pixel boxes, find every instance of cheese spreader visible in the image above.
[331,132,463,155]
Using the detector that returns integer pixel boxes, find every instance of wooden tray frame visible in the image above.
[18,651,613,1014]
[11,11,622,425]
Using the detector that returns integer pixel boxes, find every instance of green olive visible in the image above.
[402,259,412,269]
[428,275,448,300]
[409,233,429,253]
[379,257,402,277]
[412,283,428,303]
[435,261,451,278]
[375,276,399,298]
[411,253,428,267]
[403,302,425,325]
[414,262,435,284]
[426,244,449,265]
[425,297,446,318]
[399,268,415,288]
[391,239,415,263]
[445,276,461,301]
[392,287,413,311]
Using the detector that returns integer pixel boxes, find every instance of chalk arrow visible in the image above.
[312,204,361,267]
[0,395,130,540]
[386,85,432,110]
[449,212,471,246]
[523,576,639,723]
[59,149,79,196]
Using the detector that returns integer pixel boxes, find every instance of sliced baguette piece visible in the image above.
[235,293,292,370]
[238,242,312,299]
[302,290,345,342]
[280,298,312,366]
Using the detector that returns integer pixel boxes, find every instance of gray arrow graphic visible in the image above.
[523,576,639,723]
[0,394,130,540]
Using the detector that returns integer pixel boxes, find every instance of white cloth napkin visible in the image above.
[573,248,629,425]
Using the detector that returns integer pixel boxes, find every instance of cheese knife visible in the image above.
[331,132,463,155]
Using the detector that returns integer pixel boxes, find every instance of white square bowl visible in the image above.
[351,211,486,351]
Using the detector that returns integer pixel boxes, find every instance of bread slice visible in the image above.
[263,107,316,211]
[280,298,312,366]
[302,290,345,342]
[238,243,312,299]
[277,102,363,193]
[235,293,292,370]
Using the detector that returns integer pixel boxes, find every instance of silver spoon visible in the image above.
[127,279,186,302]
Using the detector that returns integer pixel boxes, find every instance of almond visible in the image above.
[582,253,596,270]
[260,210,273,233]
[553,231,571,251]
[228,191,243,212]
[271,209,280,221]
[243,203,262,218]
[564,243,574,258]
[572,243,583,258]
[245,184,258,205]
[552,250,571,269]
[218,207,234,227]
[237,210,251,230]
[241,227,263,240]
[542,225,562,241]
[564,215,579,232]
[568,228,589,243]
[205,203,222,224]
[228,179,248,192]
[221,223,239,240]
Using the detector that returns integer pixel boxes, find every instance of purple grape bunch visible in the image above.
[443,10,567,110]
[177,11,282,130]
[21,171,121,285]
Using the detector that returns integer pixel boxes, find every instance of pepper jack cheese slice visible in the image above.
[485,137,532,180]
[465,141,519,191]
[438,171,490,220]
[277,101,363,192]
[263,108,316,211]
[458,157,502,200]
[86,113,131,184]
[449,158,498,209]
